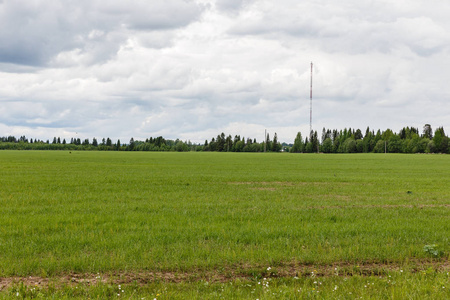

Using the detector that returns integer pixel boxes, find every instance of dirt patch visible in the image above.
[2,259,450,289]
[322,194,352,201]
[229,181,294,186]
[229,181,343,191]
[302,204,450,210]
[228,181,334,186]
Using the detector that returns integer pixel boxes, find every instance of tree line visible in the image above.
[0,124,448,153]
[291,124,449,154]
[0,132,284,152]
[0,136,193,151]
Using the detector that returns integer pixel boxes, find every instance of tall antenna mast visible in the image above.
[309,62,313,139]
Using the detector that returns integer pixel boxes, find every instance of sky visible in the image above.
[1,0,450,144]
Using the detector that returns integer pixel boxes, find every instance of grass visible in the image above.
[1,151,450,298]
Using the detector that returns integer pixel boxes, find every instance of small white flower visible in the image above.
[267,267,271,271]
[16,292,19,297]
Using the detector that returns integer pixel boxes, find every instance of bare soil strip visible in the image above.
[228,181,345,186]
[1,259,449,289]
[303,204,450,210]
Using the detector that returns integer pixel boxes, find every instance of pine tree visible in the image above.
[272,133,280,152]
[423,124,433,139]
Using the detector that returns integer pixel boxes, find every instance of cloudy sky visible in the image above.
[1,0,449,143]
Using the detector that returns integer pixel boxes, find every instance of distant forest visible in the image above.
[0,124,448,154]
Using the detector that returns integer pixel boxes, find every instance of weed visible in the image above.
[424,244,444,258]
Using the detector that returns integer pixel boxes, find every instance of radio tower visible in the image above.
[309,62,313,139]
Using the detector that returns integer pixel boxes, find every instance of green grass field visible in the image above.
[1,151,450,298]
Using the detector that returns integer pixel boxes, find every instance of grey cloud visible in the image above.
[228,1,450,57]
[216,0,249,13]
[118,0,204,30]
[0,62,41,74]
[0,0,204,66]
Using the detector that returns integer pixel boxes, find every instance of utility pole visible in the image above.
[310,62,313,140]
[264,129,266,153]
